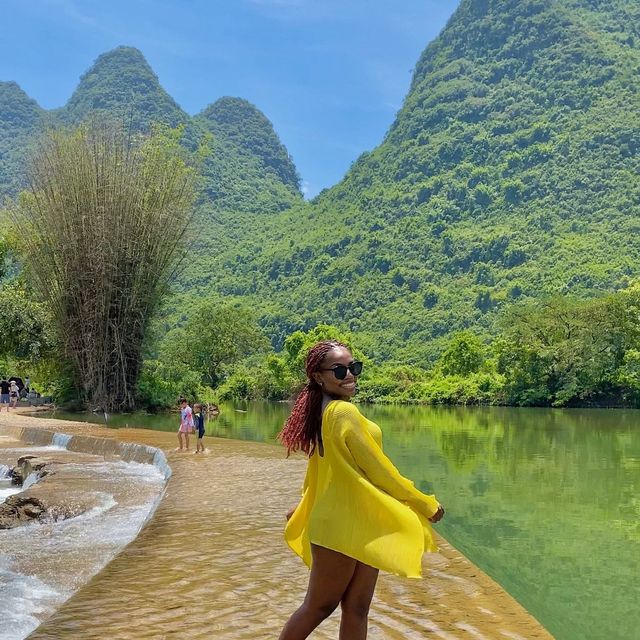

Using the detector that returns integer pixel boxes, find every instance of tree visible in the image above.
[163,301,269,388]
[438,331,485,377]
[10,124,196,411]
[0,282,54,362]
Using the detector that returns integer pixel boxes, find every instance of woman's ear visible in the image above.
[312,372,324,387]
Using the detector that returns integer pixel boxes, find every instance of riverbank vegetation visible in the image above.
[3,274,640,410]
[133,284,640,409]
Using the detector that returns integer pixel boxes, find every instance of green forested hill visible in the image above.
[57,46,189,130]
[195,97,301,214]
[3,1,640,370]
[0,81,46,196]
[0,47,301,213]
[191,0,640,362]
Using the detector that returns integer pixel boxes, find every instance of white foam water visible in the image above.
[153,448,172,480]
[52,433,72,449]
[0,484,20,503]
[21,471,41,491]
[0,557,63,640]
[0,455,167,640]
[0,464,11,478]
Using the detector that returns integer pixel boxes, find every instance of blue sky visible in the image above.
[1,0,460,197]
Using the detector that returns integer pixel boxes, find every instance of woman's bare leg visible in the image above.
[178,433,183,450]
[339,561,379,640]
[279,545,358,640]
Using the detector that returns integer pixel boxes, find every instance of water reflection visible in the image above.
[37,403,640,640]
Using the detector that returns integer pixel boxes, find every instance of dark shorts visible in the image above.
[197,429,205,439]
[0,394,8,404]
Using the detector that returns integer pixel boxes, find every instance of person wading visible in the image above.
[278,340,445,640]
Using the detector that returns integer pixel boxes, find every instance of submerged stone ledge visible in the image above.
[1,411,554,640]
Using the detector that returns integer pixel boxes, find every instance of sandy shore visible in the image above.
[0,411,554,639]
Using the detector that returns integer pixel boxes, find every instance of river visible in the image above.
[38,402,640,640]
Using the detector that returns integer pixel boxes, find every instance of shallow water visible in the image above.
[39,403,640,640]
[27,426,549,640]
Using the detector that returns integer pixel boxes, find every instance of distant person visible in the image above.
[177,398,194,451]
[194,403,206,453]
[24,375,30,392]
[278,340,445,640]
[9,380,20,409]
[0,378,9,411]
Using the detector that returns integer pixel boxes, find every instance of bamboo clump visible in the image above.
[11,124,196,411]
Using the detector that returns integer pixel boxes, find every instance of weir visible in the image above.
[0,418,171,640]
[1,424,172,480]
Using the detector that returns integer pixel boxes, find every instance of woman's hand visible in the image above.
[286,505,298,521]
[428,504,445,523]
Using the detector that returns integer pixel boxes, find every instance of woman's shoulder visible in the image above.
[325,400,362,422]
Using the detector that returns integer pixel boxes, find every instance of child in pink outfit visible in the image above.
[177,398,194,451]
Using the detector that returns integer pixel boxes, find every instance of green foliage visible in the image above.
[159,301,269,388]
[496,289,640,406]
[216,287,640,408]
[136,358,214,410]
[216,323,361,403]
[10,124,196,411]
[0,81,45,197]
[0,281,55,361]
[439,331,485,376]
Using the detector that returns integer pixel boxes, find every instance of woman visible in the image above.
[278,340,445,640]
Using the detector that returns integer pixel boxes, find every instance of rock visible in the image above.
[0,495,48,529]
[9,457,51,485]
[10,459,32,485]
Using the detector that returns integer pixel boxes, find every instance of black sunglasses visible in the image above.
[321,361,363,380]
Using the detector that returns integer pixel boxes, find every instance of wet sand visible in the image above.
[1,411,554,639]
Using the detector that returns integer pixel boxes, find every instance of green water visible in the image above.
[39,403,640,640]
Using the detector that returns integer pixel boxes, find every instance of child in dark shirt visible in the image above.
[194,403,206,453]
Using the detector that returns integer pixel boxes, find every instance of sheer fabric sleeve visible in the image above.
[337,403,440,519]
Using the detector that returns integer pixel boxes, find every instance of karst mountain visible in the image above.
[1,0,639,362]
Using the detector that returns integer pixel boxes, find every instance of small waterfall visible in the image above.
[0,464,11,479]
[52,433,73,449]
[22,471,41,491]
[152,449,172,480]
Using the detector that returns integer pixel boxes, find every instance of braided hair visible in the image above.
[278,340,347,456]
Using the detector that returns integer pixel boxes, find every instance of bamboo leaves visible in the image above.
[10,124,196,411]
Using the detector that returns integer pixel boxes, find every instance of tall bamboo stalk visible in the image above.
[10,124,196,411]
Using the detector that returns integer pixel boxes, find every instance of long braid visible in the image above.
[278,340,347,456]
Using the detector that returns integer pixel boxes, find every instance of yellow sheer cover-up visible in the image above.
[285,400,441,578]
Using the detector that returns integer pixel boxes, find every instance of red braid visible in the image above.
[278,340,347,456]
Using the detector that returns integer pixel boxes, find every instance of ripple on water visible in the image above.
[29,443,553,640]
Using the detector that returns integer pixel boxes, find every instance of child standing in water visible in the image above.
[177,398,194,451]
[194,403,206,453]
